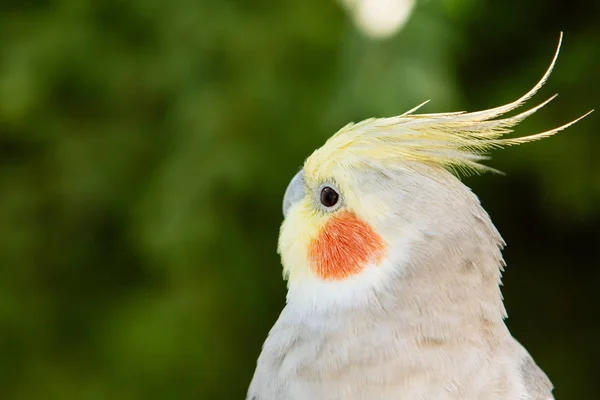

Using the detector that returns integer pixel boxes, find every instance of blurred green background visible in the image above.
[1,0,599,398]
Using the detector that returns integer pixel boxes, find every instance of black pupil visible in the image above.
[320,187,339,207]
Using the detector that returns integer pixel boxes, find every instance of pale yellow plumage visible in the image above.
[306,32,591,180]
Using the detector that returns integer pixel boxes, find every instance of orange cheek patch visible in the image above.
[308,211,386,281]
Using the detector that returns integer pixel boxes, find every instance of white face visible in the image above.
[279,162,478,315]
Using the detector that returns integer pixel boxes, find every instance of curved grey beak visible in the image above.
[282,169,305,218]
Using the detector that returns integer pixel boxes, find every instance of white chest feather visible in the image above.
[248,302,548,400]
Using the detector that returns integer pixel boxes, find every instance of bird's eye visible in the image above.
[320,186,339,207]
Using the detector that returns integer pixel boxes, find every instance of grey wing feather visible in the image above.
[520,355,554,400]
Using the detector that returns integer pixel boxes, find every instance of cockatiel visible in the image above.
[248,34,590,400]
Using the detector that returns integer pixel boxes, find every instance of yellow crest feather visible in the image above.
[307,33,592,177]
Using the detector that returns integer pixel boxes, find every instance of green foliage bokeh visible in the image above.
[1,0,599,398]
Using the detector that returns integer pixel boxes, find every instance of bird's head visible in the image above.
[278,35,590,313]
